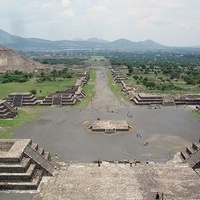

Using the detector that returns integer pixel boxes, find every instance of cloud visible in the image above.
[42,2,55,8]
[61,0,71,7]
[88,5,108,14]
[0,0,200,46]
[59,9,74,18]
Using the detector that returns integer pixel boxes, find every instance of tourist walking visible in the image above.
[155,192,160,199]
[97,159,101,167]
[124,158,127,165]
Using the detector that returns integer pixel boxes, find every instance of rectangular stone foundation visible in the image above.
[92,120,129,132]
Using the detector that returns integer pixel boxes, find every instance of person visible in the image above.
[130,161,132,167]
[97,159,101,167]
[155,192,160,199]
[124,158,127,165]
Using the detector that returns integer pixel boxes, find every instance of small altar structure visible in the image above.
[91,120,129,133]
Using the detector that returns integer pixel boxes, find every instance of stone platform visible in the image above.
[0,139,55,190]
[91,120,129,133]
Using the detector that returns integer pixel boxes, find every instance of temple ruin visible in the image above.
[6,92,37,107]
[40,72,89,106]
[40,91,77,106]
[0,100,18,119]
[0,139,55,190]
[110,66,200,106]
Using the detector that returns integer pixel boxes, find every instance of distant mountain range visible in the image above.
[0,28,170,51]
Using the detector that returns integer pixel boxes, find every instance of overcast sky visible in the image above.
[0,0,200,46]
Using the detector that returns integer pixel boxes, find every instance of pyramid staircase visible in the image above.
[0,139,55,190]
[6,93,37,107]
[13,95,23,107]
[52,95,62,106]
[180,141,200,169]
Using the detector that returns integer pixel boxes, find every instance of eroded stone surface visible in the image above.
[33,154,200,200]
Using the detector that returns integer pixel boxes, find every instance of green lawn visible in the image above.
[122,70,200,94]
[0,107,42,138]
[191,110,200,118]
[0,77,76,99]
[107,69,124,102]
[0,68,95,138]
[77,69,96,108]
[90,56,105,62]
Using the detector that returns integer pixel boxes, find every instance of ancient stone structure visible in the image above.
[180,140,200,170]
[91,120,129,133]
[110,66,200,107]
[6,92,37,107]
[0,45,43,73]
[0,100,18,119]
[40,91,76,106]
[132,93,163,105]
[40,72,89,106]
[174,95,200,105]
[0,139,55,190]
[67,86,86,101]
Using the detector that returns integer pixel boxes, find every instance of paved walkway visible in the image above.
[33,154,200,200]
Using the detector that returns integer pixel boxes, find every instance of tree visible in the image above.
[30,89,37,95]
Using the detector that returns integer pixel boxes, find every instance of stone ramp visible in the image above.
[13,95,23,107]
[24,145,55,176]
[52,95,62,106]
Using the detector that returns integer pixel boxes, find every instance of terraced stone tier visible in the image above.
[0,139,55,190]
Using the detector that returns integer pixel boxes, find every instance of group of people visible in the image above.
[136,133,142,137]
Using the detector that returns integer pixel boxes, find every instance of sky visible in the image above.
[0,0,200,46]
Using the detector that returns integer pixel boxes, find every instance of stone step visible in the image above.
[0,169,42,190]
[31,143,38,151]
[186,147,194,156]
[37,147,44,156]
[192,142,200,151]
[44,152,50,161]
[0,164,36,181]
[195,168,200,176]
[180,151,189,161]
[0,157,31,173]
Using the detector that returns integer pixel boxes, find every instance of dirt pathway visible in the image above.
[89,65,124,112]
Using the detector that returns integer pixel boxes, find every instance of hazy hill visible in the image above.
[0,28,167,51]
[138,39,166,49]
[86,38,109,43]
[0,44,43,72]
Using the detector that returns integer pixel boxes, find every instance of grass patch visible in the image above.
[0,77,76,99]
[124,71,200,94]
[191,110,200,118]
[107,69,124,102]
[77,69,96,108]
[90,56,105,62]
[0,107,42,138]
